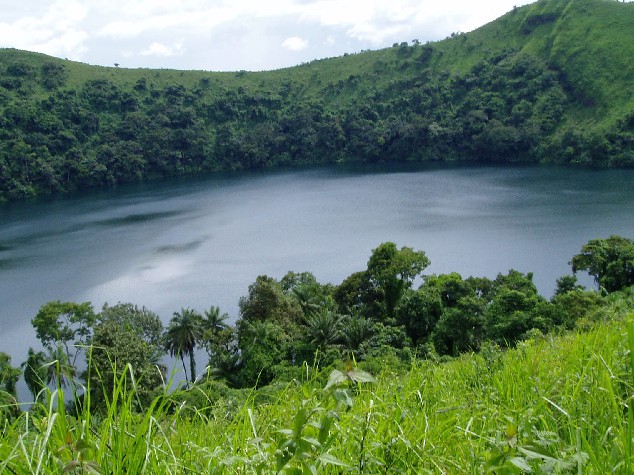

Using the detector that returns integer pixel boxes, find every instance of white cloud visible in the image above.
[1,0,537,70]
[0,0,88,59]
[140,41,185,57]
[35,29,89,59]
[324,35,335,46]
[297,0,533,44]
[282,36,308,52]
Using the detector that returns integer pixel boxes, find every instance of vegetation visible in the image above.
[0,304,633,472]
[570,235,634,292]
[0,235,632,471]
[1,0,633,469]
[1,0,634,201]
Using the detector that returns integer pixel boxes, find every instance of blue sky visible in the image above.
[1,0,535,71]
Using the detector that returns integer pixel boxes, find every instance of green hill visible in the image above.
[1,0,633,201]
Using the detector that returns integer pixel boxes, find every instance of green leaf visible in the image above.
[302,462,318,475]
[318,453,351,468]
[332,388,354,408]
[75,438,94,451]
[301,436,322,448]
[347,369,376,384]
[509,456,532,471]
[62,461,81,474]
[276,449,293,470]
[317,411,336,446]
[627,319,634,385]
[293,407,310,435]
[324,369,347,390]
[518,444,558,461]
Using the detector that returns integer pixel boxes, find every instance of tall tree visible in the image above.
[88,320,164,409]
[238,275,302,326]
[202,306,229,336]
[31,301,96,368]
[396,288,443,345]
[204,326,240,383]
[341,316,375,356]
[0,352,21,420]
[99,303,164,362]
[22,348,48,401]
[570,235,634,293]
[42,345,75,388]
[303,308,344,353]
[0,352,21,398]
[366,242,430,319]
[164,308,204,383]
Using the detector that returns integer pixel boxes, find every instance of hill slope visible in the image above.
[1,0,633,201]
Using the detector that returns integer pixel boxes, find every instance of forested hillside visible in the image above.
[1,0,633,201]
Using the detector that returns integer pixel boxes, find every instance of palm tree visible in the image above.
[42,345,75,389]
[292,284,323,317]
[202,306,229,336]
[342,316,375,356]
[164,308,203,383]
[303,308,343,352]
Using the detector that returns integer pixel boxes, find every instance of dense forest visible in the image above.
[1,0,634,201]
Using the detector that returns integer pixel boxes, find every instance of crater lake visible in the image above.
[1,162,633,363]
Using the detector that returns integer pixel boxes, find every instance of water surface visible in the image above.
[2,162,633,362]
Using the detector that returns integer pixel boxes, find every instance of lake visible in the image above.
[1,162,634,365]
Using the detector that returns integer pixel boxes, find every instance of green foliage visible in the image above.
[366,242,430,319]
[0,352,20,397]
[433,295,486,355]
[203,326,240,383]
[22,348,48,401]
[238,275,302,326]
[201,305,229,336]
[5,314,634,472]
[88,320,164,411]
[554,274,584,295]
[302,308,344,354]
[0,352,20,422]
[283,271,334,317]
[99,303,164,360]
[163,308,204,383]
[396,288,443,344]
[235,320,299,388]
[333,270,379,317]
[570,235,634,292]
[40,62,67,90]
[340,315,376,357]
[551,288,604,328]
[6,238,634,473]
[2,0,634,201]
[31,301,96,368]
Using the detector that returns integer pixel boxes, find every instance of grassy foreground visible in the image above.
[2,316,634,473]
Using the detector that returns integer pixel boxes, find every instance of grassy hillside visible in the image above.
[1,310,633,472]
[1,0,633,200]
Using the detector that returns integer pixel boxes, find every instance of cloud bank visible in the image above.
[1,0,536,71]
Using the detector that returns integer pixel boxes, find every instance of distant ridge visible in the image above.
[1,0,633,201]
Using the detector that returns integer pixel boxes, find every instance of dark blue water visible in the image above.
[1,162,633,365]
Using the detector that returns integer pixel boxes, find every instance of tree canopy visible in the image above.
[570,235,634,292]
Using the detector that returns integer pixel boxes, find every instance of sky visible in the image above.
[1,0,537,72]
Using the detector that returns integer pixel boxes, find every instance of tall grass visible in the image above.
[1,316,633,473]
